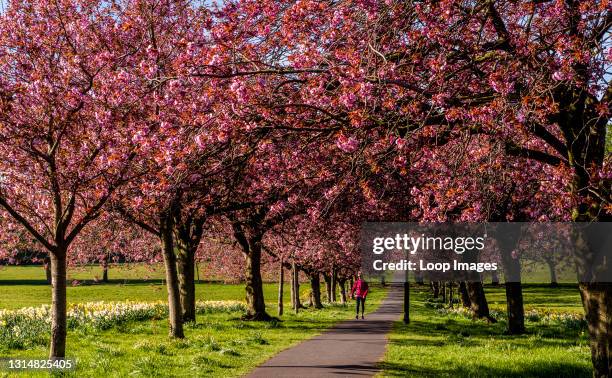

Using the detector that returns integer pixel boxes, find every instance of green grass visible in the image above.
[0,265,276,310]
[485,283,584,313]
[0,265,388,377]
[0,266,590,377]
[0,300,386,378]
[379,284,590,378]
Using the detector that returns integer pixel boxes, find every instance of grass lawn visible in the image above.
[0,265,591,377]
[0,265,276,310]
[486,283,584,313]
[0,265,388,378]
[379,284,590,378]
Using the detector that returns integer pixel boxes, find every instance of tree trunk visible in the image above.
[44,256,52,285]
[432,281,440,298]
[339,279,347,304]
[292,261,300,313]
[176,245,196,322]
[160,217,184,338]
[501,252,525,334]
[309,272,323,309]
[579,283,612,378]
[290,266,296,309]
[505,282,526,334]
[497,224,525,334]
[244,237,270,320]
[448,282,454,308]
[403,280,410,324]
[102,263,108,283]
[547,259,558,287]
[467,282,496,322]
[49,249,67,358]
[323,273,332,302]
[173,216,205,323]
[572,223,612,377]
[331,268,337,302]
[559,79,611,377]
[491,270,499,286]
[459,282,471,308]
[441,282,447,303]
[415,270,424,285]
[278,259,284,316]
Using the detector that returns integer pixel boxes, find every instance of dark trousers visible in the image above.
[355,296,365,315]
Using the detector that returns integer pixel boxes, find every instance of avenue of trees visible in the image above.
[0,0,609,376]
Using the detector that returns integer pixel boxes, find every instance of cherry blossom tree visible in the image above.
[0,0,145,357]
[214,1,610,372]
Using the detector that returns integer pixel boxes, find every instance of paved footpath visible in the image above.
[246,283,404,377]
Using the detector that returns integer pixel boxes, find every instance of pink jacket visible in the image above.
[351,279,369,298]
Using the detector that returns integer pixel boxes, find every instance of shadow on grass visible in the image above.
[382,321,590,377]
[381,286,590,378]
[379,360,590,378]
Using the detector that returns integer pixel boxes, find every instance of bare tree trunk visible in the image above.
[441,282,447,303]
[323,273,332,302]
[459,282,471,308]
[309,272,323,309]
[339,279,347,304]
[49,248,67,358]
[547,259,558,287]
[278,259,284,316]
[245,238,269,320]
[331,268,337,303]
[467,282,496,323]
[102,263,108,283]
[160,217,184,338]
[491,271,499,286]
[505,282,526,334]
[176,245,196,322]
[292,261,300,313]
[403,280,410,324]
[174,216,205,323]
[290,266,296,309]
[415,270,424,285]
[579,283,612,377]
[497,225,525,334]
[432,281,440,298]
[572,223,612,376]
[44,256,52,285]
[448,282,454,308]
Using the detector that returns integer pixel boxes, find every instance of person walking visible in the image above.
[351,271,369,319]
